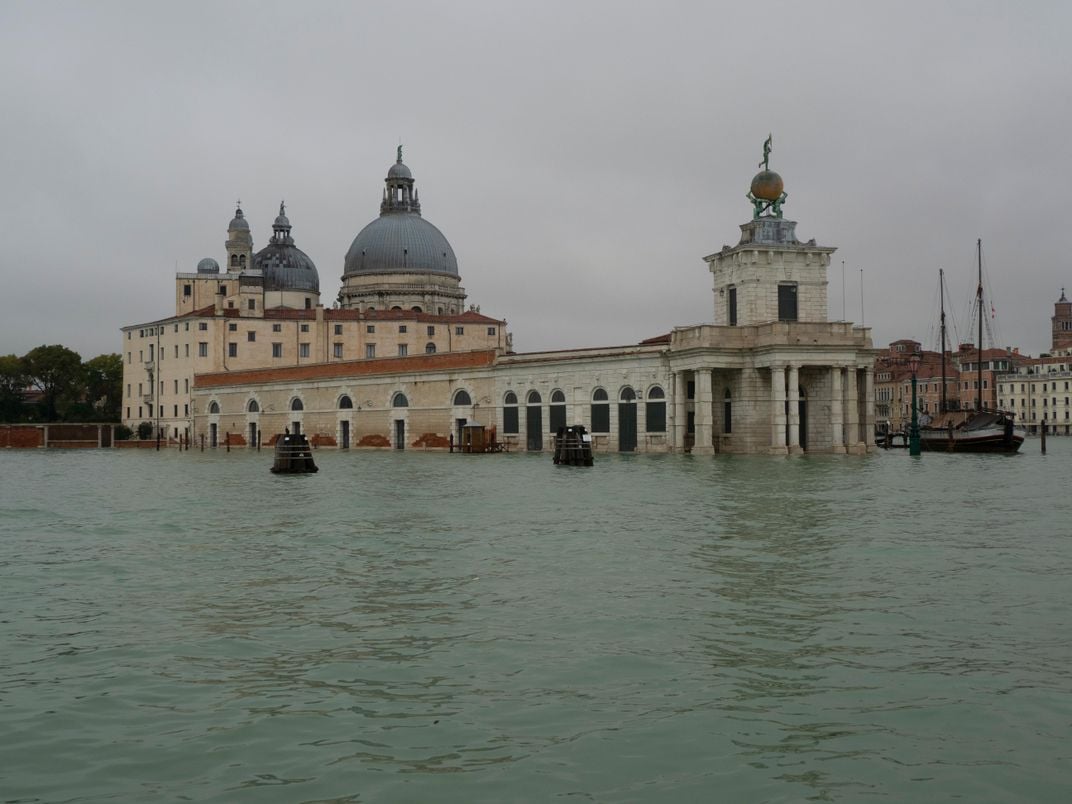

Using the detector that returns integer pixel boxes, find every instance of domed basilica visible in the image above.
[122,141,877,456]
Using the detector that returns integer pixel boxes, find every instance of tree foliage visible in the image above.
[84,353,123,421]
[0,354,26,422]
[22,344,84,421]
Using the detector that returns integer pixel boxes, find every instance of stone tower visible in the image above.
[225,205,253,273]
[705,153,834,326]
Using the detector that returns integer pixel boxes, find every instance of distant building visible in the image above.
[124,147,877,454]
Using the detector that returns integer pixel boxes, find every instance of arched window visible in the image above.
[391,306,402,311]
[591,388,609,432]
[550,389,567,432]
[453,389,472,406]
[503,391,519,434]
[527,391,542,405]
[238,255,246,268]
[230,254,238,267]
[339,395,353,409]
[425,342,437,354]
[247,399,259,413]
[392,392,409,408]
[620,387,637,402]
[411,306,422,313]
[208,401,220,414]
[645,386,666,432]
[291,398,304,411]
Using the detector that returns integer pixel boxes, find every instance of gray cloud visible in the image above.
[1,1,1068,359]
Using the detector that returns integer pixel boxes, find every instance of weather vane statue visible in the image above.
[747,133,788,219]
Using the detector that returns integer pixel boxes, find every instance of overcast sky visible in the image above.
[1,1,1069,360]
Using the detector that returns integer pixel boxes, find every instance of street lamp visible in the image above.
[909,354,921,456]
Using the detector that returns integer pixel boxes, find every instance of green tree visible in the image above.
[84,353,123,421]
[0,354,27,421]
[23,345,83,422]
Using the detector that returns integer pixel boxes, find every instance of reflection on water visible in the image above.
[1,445,1070,802]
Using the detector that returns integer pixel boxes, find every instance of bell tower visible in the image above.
[1052,288,1072,351]
[225,203,253,273]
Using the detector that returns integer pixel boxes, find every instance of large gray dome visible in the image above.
[344,214,458,277]
[252,203,320,292]
[343,152,458,278]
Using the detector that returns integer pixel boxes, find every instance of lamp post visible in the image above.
[909,354,921,456]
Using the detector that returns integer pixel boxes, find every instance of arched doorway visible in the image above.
[618,387,637,452]
[526,391,542,451]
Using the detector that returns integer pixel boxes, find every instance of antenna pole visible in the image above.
[841,260,846,321]
[859,268,865,325]
[977,238,983,412]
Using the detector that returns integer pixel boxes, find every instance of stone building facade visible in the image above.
[127,147,877,455]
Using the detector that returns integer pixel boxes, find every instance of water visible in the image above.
[1,443,1070,802]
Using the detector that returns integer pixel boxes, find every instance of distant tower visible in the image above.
[705,138,834,326]
[225,204,253,272]
[1052,288,1072,351]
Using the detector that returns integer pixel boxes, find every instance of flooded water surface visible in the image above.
[1,444,1070,802]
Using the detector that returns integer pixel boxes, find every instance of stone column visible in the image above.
[787,364,801,453]
[864,367,875,453]
[673,371,688,452]
[830,366,845,453]
[845,366,861,453]
[770,365,787,454]
[693,369,714,455]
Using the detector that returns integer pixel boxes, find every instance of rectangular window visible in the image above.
[126,383,131,397]
[487,326,496,336]
[272,343,283,358]
[503,406,519,434]
[591,403,610,433]
[728,286,737,326]
[184,344,189,357]
[427,325,435,336]
[646,401,667,432]
[173,405,178,417]
[127,352,131,364]
[247,298,255,311]
[299,343,310,358]
[173,379,178,393]
[184,322,189,331]
[777,284,798,321]
[184,404,189,416]
[219,284,227,295]
[398,344,408,356]
[138,382,142,396]
[184,378,189,393]
[174,345,179,358]
[199,322,208,331]
[366,344,376,359]
[272,323,282,332]
[138,406,142,418]
[126,407,130,418]
[228,323,237,332]
[183,284,191,296]
[228,343,237,358]
[687,381,695,400]
[399,325,407,333]
[198,342,208,357]
[247,331,255,342]
[333,343,343,358]
[455,326,464,335]
[300,324,309,333]
[334,324,343,335]
[366,325,375,333]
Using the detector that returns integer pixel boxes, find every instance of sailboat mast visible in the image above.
[977,238,983,412]
[940,269,947,413]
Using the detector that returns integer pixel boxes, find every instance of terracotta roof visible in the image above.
[194,349,498,389]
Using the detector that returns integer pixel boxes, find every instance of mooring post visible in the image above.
[257,429,261,452]
[156,429,160,451]
[1041,424,1047,454]
[200,434,204,452]
[226,432,230,453]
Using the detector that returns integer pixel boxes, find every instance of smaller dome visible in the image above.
[388,161,412,180]
[228,206,250,231]
[197,257,220,274]
[750,170,784,201]
[274,211,290,228]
